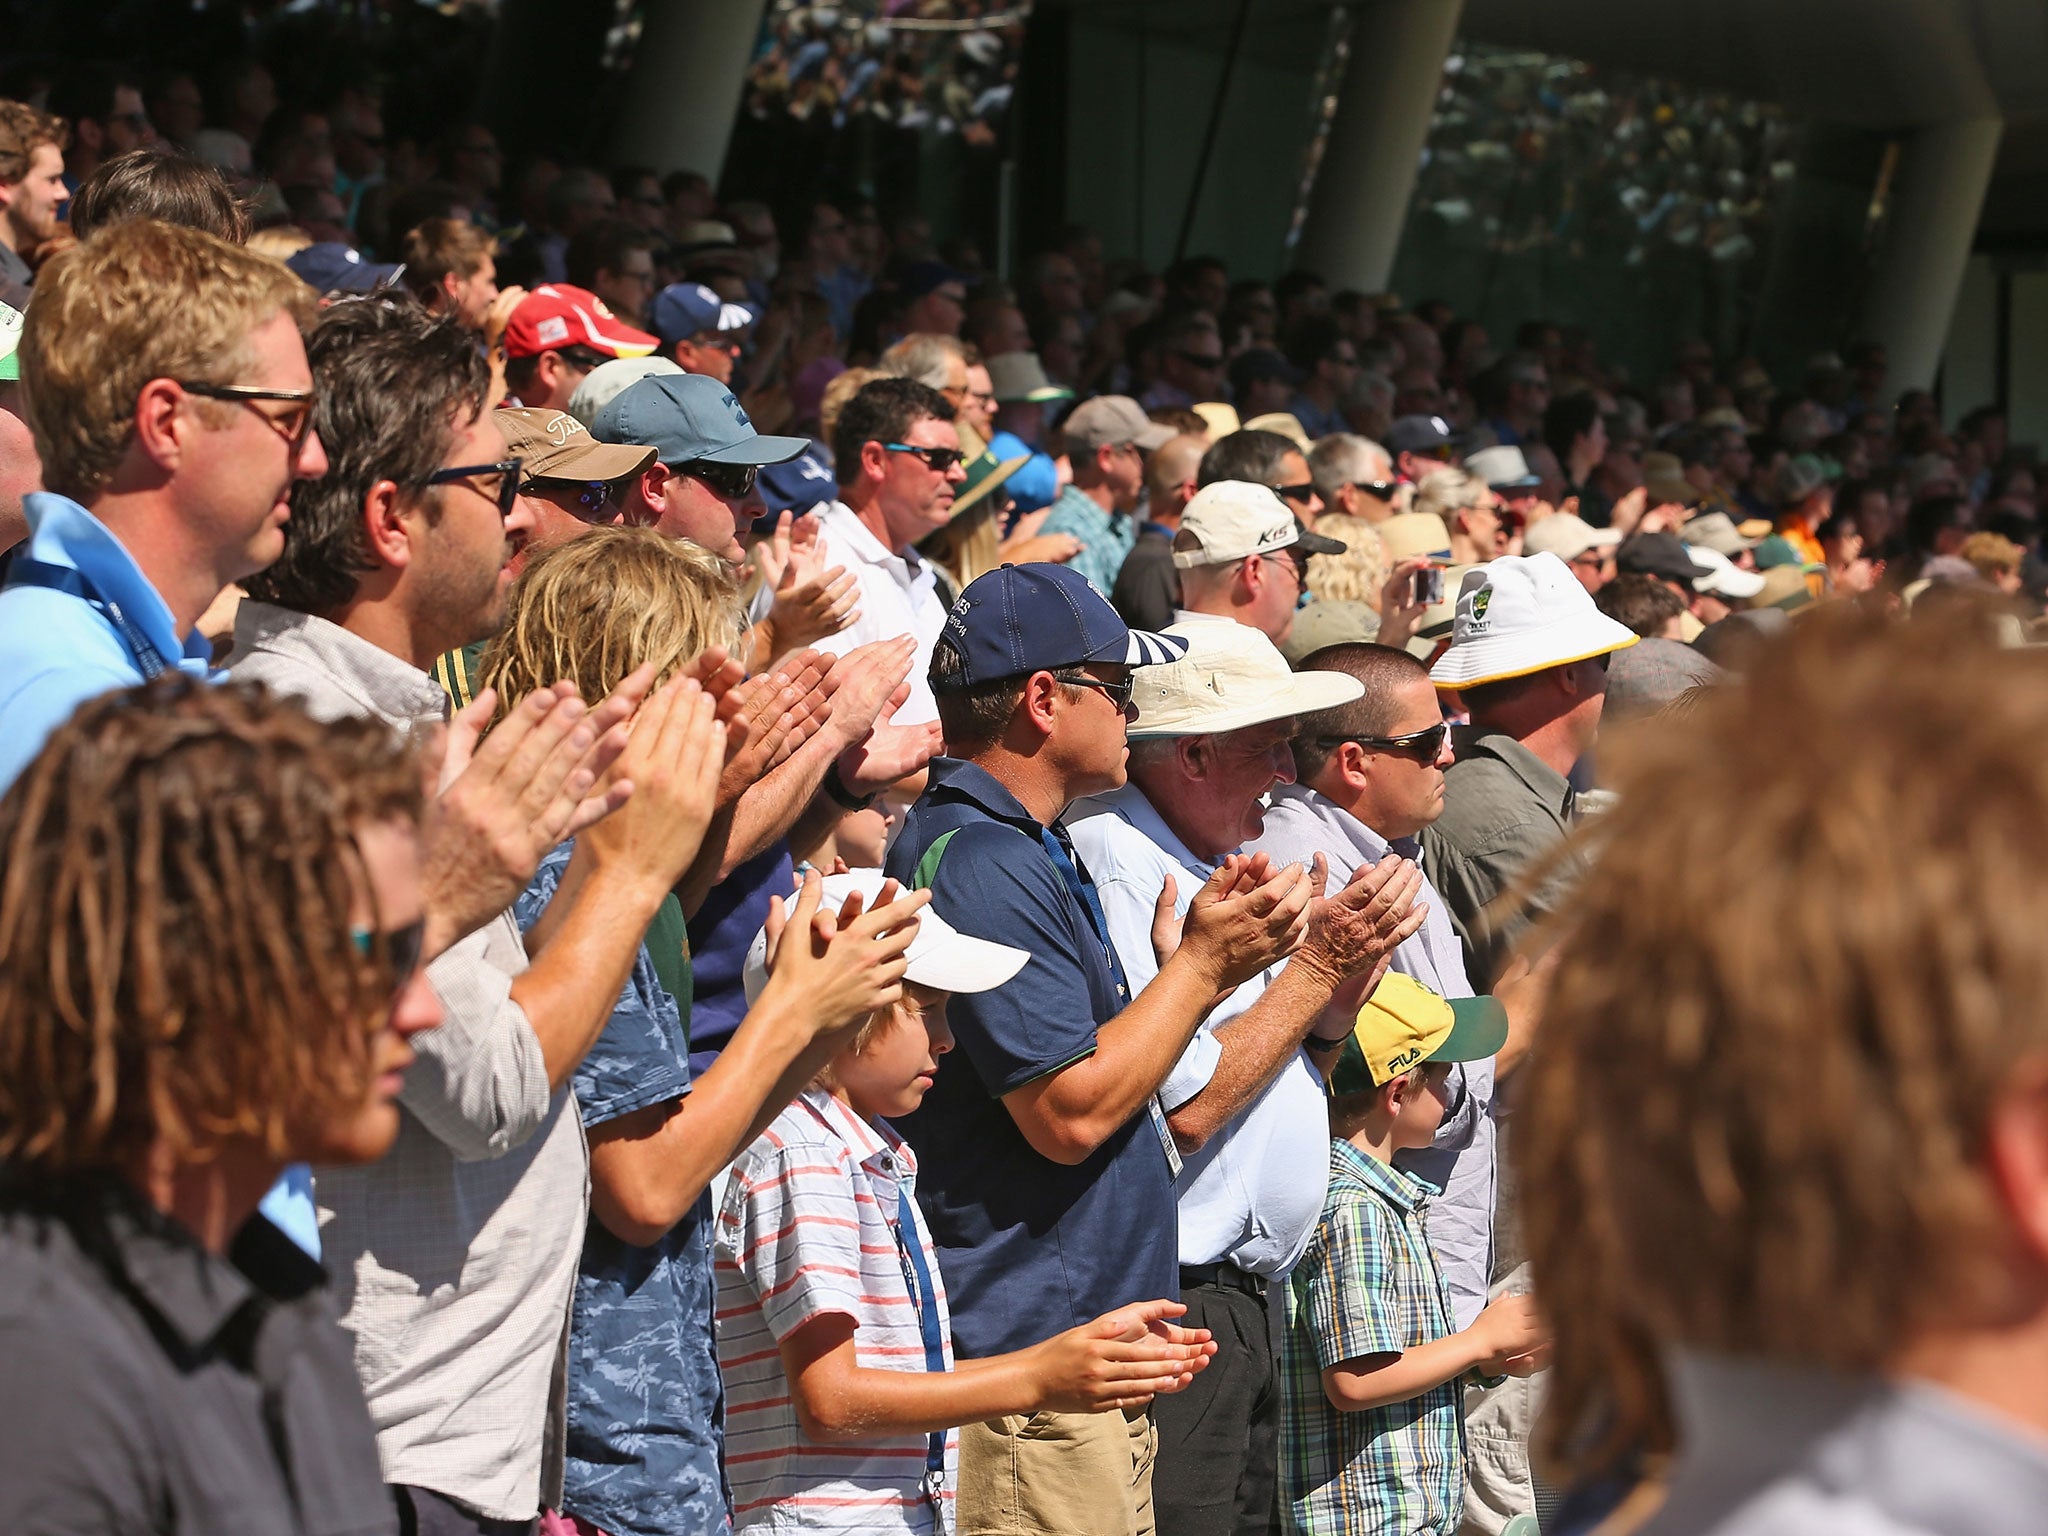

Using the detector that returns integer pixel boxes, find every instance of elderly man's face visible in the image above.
[1149,719,1297,860]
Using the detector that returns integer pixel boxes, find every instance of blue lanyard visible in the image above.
[5,557,171,679]
[893,1184,948,1523]
[1037,824,1131,1005]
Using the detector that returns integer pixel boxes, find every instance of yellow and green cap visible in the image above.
[1332,971,1509,1094]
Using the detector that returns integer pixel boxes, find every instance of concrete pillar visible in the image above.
[609,0,769,180]
[1859,117,2003,399]
[1296,0,1465,292]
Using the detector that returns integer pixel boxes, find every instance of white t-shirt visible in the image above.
[812,500,948,726]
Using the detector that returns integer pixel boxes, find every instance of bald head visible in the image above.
[1146,432,1206,528]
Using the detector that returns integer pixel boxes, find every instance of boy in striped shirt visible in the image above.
[718,871,1217,1534]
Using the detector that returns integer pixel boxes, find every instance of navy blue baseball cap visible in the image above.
[593,372,808,468]
[757,445,838,515]
[931,563,1189,692]
[651,281,758,349]
[286,242,404,295]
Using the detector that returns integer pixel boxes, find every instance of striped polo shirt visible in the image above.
[715,1089,957,1534]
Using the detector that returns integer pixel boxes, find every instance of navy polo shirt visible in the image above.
[888,757,1179,1360]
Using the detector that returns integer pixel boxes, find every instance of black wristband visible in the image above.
[1303,1033,1347,1055]
[823,763,877,812]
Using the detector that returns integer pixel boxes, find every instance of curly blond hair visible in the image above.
[479,525,746,720]
[1303,512,1389,608]
[0,677,421,1172]
[1518,608,2048,1479]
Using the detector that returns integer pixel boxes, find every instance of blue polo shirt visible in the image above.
[0,492,320,1258]
[0,493,214,790]
[887,757,1179,1360]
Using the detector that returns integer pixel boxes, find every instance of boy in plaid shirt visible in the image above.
[1280,974,1547,1535]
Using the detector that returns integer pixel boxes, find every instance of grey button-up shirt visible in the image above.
[1251,782,1498,1328]
[0,1175,395,1535]
[1421,729,1581,992]
[229,602,585,1523]
[1645,1351,2048,1535]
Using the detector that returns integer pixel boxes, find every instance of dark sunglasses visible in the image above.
[1053,670,1135,710]
[884,443,966,473]
[177,381,318,452]
[1274,482,1318,504]
[683,459,759,500]
[1318,721,1450,763]
[351,915,427,1000]
[1176,350,1226,370]
[427,457,524,520]
[524,475,625,518]
[1353,480,1401,499]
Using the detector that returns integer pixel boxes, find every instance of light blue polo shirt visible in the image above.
[0,492,322,1257]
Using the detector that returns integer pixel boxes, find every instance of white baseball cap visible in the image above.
[1429,553,1639,690]
[1172,481,1346,568]
[1131,616,1364,737]
[741,870,1028,1004]
[569,355,685,430]
[1686,543,1767,600]
[1522,512,1621,564]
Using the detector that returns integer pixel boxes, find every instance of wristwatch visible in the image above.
[823,763,877,812]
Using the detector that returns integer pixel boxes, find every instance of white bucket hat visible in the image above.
[1131,616,1363,737]
[742,869,1028,1004]
[1428,553,1639,690]
[1686,543,1767,600]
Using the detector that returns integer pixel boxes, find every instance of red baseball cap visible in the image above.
[503,284,658,362]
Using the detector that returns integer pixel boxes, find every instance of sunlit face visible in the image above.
[835,985,954,1120]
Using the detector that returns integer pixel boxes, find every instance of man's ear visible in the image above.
[360,479,413,569]
[1986,1060,2048,1272]
[130,378,191,471]
[859,436,892,484]
[1017,670,1063,739]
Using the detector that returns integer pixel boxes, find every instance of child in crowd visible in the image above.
[1280,973,1548,1536]
[717,870,1218,1533]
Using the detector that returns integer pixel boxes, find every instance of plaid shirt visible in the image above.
[1279,1140,1465,1536]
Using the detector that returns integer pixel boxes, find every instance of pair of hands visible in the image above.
[752,511,861,654]
[1031,1300,1216,1413]
[756,868,931,1043]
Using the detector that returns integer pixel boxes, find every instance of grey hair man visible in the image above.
[1309,433,1398,525]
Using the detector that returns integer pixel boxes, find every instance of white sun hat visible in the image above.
[1130,615,1363,737]
[1428,553,1639,690]
[1686,543,1768,600]
[742,869,1028,1004]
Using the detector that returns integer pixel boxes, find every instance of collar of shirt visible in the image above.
[1452,728,1574,820]
[1079,779,1215,878]
[231,600,451,730]
[1662,1349,2048,1536]
[20,492,213,672]
[795,1086,918,1197]
[818,497,930,583]
[1266,782,1420,870]
[923,754,1048,831]
[1329,1137,1440,1212]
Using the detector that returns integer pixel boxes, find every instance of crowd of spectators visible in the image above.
[2,27,2048,1536]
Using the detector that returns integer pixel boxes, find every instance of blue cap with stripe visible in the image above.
[930,562,1187,692]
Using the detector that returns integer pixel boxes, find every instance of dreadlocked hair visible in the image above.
[1517,604,2048,1481]
[0,675,424,1173]
[478,525,745,724]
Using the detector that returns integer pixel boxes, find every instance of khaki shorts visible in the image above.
[956,1405,1156,1536]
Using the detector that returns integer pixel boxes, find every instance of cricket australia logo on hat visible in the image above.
[1468,585,1493,631]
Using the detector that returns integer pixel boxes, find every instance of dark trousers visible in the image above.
[392,1485,538,1536]
[1149,1275,1279,1536]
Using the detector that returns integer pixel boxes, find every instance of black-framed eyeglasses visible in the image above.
[1274,482,1318,505]
[1053,670,1135,711]
[176,381,318,452]
[1318,721,1450,763]
[682,459,759,501]
[523,475,625,518]
[884,443,966,473]
[687,331,743,356]
[1177,350,1226,370]
[351,915,427,1001]
[427,457,524,520]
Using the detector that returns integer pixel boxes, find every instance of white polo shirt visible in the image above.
[812,499,948,726]
[1064,782,1331,1278]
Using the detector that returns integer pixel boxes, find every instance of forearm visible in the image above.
[675,808,737,920]
[721,731,840,876]
[799,1351,1042,1441]
[1013,947,1226,1161]
[1322,1332,1490,1412]
[510,863,670,1089]
[1165,960,1334,1152]
[588,994,825,1244]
